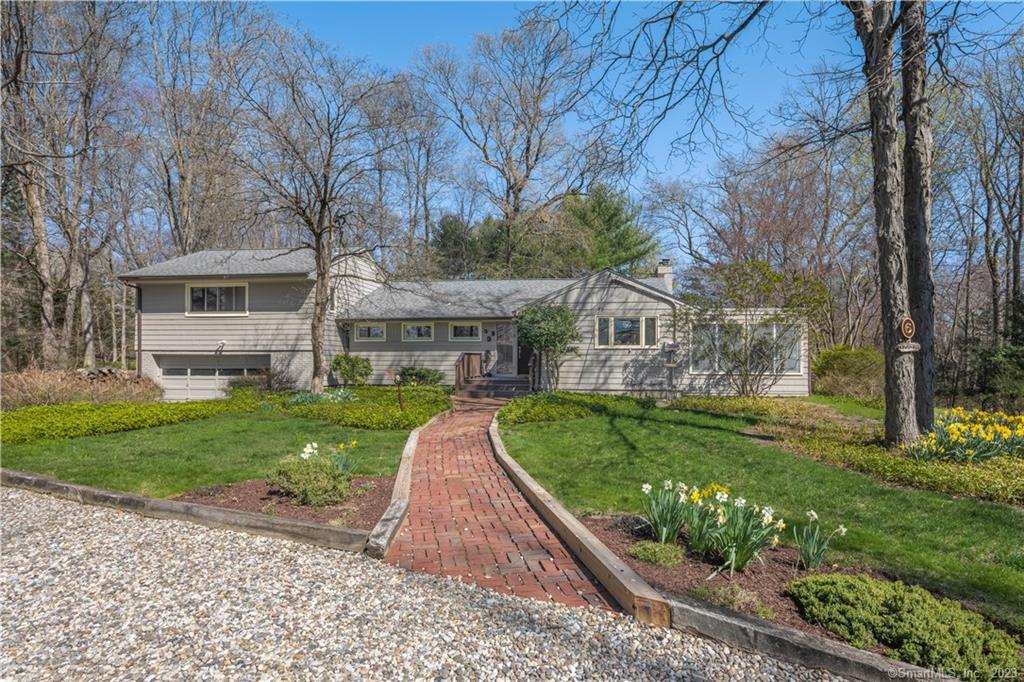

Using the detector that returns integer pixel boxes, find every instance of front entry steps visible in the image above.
[455,376,530,399]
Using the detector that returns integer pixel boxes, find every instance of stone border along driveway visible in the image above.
[1,487,844,680]
[384,398,614,609]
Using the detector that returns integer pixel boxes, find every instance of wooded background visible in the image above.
[2,1,1021,412]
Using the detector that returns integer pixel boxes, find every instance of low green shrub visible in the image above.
[811,345,885,401]
[0,391,259,444]
[268,442,354,506]
[285,386,451,430]
[396,366,445,386]
[789,574,1020,681]
[332,354,372,387]
[689,585,776,621]
[498,392,638,425]
[627,540,683,568]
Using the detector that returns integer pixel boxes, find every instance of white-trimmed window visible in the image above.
[595,316,659,348]
[449,322,481,341]
[354,323,387,342]
[689,322,802,374]
[401,322,434,342]
[186,283,248,315]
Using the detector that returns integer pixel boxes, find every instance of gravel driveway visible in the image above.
[1,488,844,680]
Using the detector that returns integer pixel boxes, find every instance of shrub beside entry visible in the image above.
[396,366,445,386]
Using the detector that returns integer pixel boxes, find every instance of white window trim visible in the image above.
[594,315,659,349]
[353,322,387,343]
[449,321,482,342]
[687,321,804,376]
[184,281,249,317]
[401,322,434,342]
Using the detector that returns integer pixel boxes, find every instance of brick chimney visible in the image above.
[655,258,673,293]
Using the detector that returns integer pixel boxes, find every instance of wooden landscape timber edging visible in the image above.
[487,416,672,627]
[365,408,453,559]
[0,468,367,553]
[487,417,951,682]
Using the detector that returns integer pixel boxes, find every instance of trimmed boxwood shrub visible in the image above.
[332,354,372,387]
[0,390,260,444]
[789,574,1021,681]
[396,366,445,386]
[497,391,640,425]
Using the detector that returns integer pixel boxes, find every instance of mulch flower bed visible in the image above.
[175,475,394,531]
[581,512,875,644]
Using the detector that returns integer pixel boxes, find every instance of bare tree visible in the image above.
[419,18,624,275]
[233,30,386,392]
[141,2,268,256]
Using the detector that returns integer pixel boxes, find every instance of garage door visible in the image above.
[156,354,271,401]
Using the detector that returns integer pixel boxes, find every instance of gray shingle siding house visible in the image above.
[120,249,810,400]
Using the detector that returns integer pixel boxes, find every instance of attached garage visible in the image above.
[155,354,271,401]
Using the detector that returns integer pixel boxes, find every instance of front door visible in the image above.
[495,322,516,376]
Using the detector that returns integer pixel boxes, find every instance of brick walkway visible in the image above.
[385,399,613,610]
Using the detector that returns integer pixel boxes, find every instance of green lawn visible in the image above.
[500,403,1024,632]
[801,394,885,420]
[1,412,408,499]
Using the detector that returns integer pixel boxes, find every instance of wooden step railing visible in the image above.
[455,352,483,390]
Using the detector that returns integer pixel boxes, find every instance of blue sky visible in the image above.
[270,1,1019,185]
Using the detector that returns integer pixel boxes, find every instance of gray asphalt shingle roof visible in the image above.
[120,249,315,279]
[344,276,669,319]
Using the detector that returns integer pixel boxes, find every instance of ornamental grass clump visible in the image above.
[902,408,1024,463]
[792,510,847,570]
[269,440,357,506]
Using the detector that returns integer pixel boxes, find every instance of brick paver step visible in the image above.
[385,399,615,610]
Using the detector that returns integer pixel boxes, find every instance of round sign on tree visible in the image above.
[897,317,920,353]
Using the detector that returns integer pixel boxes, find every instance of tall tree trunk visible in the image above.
[982,191,1001,345]
[81,257,96,370]
[847,0,919,446]
[901,0,935,432]
[18,171,59,368]
[309,233,331,393]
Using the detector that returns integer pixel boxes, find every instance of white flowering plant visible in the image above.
[269,439,358,506]
[712,498,784,575]
[792,511,848,570]
[640,480,687,544]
